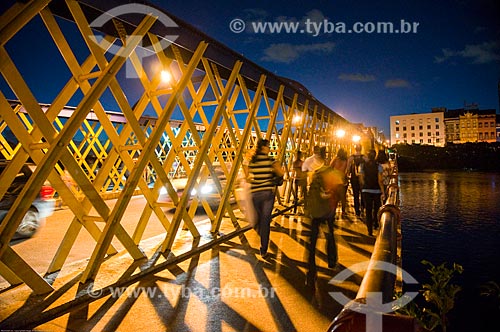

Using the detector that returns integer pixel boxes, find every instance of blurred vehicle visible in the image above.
[0,161,55,239]
[160,162,236,208]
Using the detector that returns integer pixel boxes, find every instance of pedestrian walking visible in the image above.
[248,138,284,258]
[292,151,307,213]
[305,164,343,286]
[360,149,386,236]
[347,145,366,216]
[376,150,391,197]
[330,148,349,217]
[302,145,325,187]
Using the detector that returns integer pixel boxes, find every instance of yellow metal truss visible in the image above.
[0,0,355,294]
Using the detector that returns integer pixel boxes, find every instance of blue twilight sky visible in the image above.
[1,0,499,136]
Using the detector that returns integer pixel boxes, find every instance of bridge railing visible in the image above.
[327,159,426,332]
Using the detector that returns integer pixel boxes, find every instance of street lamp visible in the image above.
[336,129,346,138]
[160,70,172,83]
[292,114,303,126]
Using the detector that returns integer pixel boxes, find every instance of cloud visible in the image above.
[243,8,269,20]
[385,79,411,88]
[261,42,335,63]
[434,41,500,64]
[338,73,376,82]
[301,9,328,23]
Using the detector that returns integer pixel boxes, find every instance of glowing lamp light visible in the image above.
[160,70,171,83]
[292,115,303,126]
[336,129,346,138]
[352,135,361,143]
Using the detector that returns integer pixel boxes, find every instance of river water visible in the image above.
[399,171,500,332]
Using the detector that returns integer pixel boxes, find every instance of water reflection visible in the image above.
[400,172,500,231]
[399,171,500,332]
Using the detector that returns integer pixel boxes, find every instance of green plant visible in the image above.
[480,281,500,310]
[395,260,463,332]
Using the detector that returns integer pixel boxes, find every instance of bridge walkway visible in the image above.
[0,190,375,331]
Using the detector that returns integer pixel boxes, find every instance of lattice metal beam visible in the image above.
[0,0,363,294]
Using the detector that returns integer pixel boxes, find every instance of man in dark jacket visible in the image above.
[360,150,386,236]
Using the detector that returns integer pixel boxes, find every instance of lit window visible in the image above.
[395,133,400,138]
[395,120,400,125]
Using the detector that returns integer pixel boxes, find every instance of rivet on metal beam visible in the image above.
[150,88,174,96]
[119,144,142,151]
[78,71,103,81]
[82,215,104,222]
[29,142,50,150]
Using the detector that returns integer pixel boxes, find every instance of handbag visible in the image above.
[273,174,284,186]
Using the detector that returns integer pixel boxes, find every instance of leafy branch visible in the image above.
[395,260,463,332]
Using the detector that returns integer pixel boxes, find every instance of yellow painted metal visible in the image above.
[0,0,354,294]
[211,74,268,232]
[160,58,242,253]
[0,246,53,294]
[0,0,51,47]
[80,41,209,282]
[0,259,22,286]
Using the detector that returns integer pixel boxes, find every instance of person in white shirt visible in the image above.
[302,146,325,187]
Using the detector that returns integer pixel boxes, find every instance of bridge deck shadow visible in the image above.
[0,193,375,331]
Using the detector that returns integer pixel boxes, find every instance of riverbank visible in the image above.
[393,142,500,172]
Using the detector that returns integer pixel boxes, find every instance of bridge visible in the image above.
[0,1,406,331]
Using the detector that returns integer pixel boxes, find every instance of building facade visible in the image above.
[390,112,445,146]
[445,108,497,143]
[390,108,498,146]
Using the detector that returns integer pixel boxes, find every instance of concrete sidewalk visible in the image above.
[0,197,376,332]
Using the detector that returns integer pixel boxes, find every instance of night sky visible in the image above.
[1,0,499,135]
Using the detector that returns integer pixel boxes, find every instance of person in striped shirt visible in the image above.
[248,138,284,258]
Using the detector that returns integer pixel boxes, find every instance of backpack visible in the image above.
[306,166,334,218]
